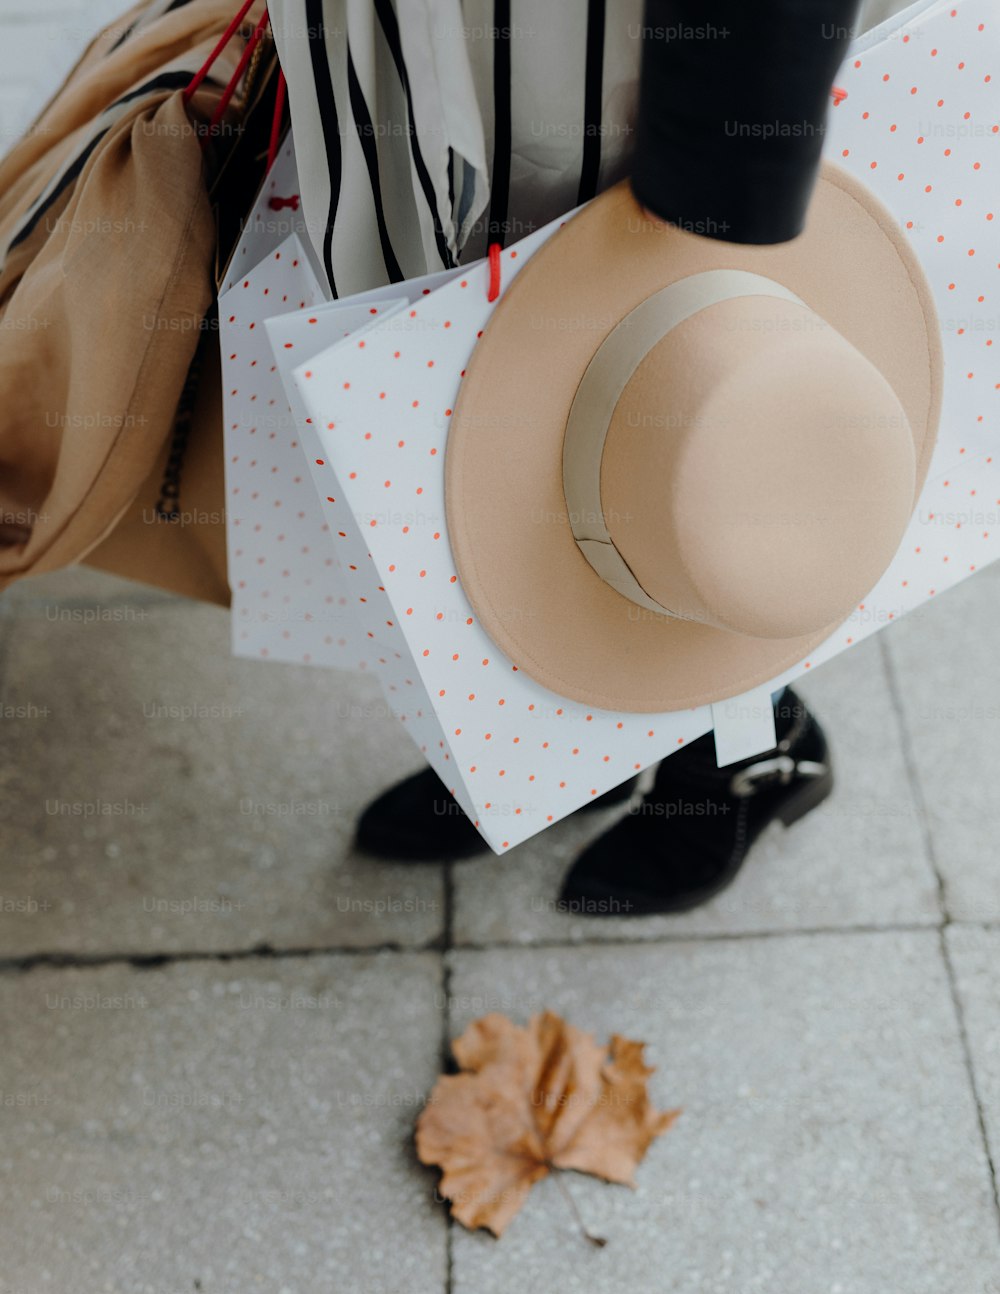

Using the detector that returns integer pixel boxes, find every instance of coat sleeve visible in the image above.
[630,0,862,244]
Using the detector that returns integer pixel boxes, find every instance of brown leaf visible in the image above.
[415,1011,680,1237]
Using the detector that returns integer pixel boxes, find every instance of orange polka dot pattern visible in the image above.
[221,140,468,674]
[232,8,998,853]
[290,215,753,852]
[221,238,358,668]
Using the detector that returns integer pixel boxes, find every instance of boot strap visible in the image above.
[729,755,829,799]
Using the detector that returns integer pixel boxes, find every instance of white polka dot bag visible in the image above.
[219,133,469,667]
[255,0,998,853]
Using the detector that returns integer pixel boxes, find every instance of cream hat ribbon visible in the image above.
[562,269,807,619]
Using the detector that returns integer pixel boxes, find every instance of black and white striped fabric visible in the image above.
[268,0,916,298]
[268,0,645,298]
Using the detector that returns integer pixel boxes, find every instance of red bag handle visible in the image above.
[267,68,286,171]
[183,0,286,172]
[205,5,271,138]
[183,0,258,105]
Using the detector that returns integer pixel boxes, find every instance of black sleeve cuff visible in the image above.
[631,0,861,245]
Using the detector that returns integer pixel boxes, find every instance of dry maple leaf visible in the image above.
[415,1010,680,1239]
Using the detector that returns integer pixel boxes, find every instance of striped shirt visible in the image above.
[267,0,867,299]
[268,0,644,297]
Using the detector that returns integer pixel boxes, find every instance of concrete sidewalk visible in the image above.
[1,563,999,1294]
[2,2,1000,1288]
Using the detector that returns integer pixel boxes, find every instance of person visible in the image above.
[272,0,865,909]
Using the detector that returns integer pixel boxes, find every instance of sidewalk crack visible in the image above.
[881,635,1000,1232]
[0,920,951,975]
[0,939,441,974]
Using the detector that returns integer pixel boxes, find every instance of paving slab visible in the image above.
[0,601,442,956]
[446,931,1000,1294]
[886,572,1000,922]
[946,925,1000,1193]
[0,952,447,1294]
[451,638,942,945]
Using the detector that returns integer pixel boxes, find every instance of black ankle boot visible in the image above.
[559,689,832,916]
[355,766,640,863]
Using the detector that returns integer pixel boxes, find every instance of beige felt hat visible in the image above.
[444,162,943,713]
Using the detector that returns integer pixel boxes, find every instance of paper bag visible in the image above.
[275,0,998,852]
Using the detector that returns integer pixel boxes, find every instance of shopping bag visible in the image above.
[278,0,996,852]
[282,218,737,852]
[219,127,394,666]
[823,0,999,596]
[219,127,468,664]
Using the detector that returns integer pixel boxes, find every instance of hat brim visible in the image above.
[445,163,943,712]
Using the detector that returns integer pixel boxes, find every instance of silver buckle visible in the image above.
[729,755,827,799]
[729,754,797,798]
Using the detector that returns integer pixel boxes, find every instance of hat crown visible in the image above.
[566,276,916,639]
